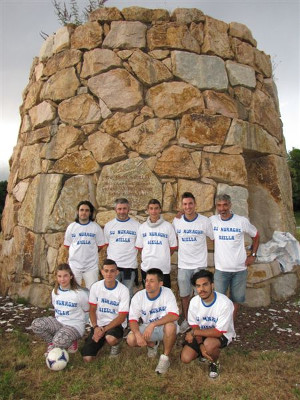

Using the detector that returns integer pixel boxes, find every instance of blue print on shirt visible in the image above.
[56,300,77,307]
[101,297,119,307]
[55,308,70,316]
[220,227,241,233]
[98,307,117,314]
[218,235,234,240]
[117,230,136,235]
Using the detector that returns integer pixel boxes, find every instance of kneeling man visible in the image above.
[127,268,179,374]
[181,269,235,379]
[81,259,130,361]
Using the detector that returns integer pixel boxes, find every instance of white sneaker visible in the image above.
[155,354,170,374]
[180,319,190,334]
[109,343,121,358]
[147,341,160,358]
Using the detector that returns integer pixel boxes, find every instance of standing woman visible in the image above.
[31,264,89,355]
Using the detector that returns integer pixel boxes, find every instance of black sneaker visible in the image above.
[209,362,220,379]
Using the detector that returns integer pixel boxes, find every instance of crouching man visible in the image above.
[81,259,130,361]
[127,268,179,374]
[181,269,235,379]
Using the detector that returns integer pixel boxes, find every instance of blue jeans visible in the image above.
[178,268,202,297]
[214,269,247,303]
[117,269,135,298]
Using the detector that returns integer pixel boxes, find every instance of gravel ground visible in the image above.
[0,294,299,352]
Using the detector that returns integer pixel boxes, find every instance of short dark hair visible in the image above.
[75,200,95,222]
[147,199,162,208]
[146,268,164,282]
[191,269,214,286]
[182,192,195,202]
[115,198,129,207]
[102,259,118,269]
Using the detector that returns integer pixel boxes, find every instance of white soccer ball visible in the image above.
[46,348,69,371]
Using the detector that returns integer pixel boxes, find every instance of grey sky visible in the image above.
[0,0,299,180]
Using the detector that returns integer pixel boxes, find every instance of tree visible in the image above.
[0,180,8,224]
[52,0,109,26]
[287,148,300,211]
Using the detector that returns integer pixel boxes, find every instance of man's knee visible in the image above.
[106,335,119,346]
[180,351,192,364]
[203,338,220,354]
[83,355,95,363]
[163,322,177,336]
[180,346,195,364]
[126,332,136,347]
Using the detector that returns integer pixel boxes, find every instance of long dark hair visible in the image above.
[75,200,95,222]
[54,264,81,294]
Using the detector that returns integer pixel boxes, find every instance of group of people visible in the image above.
[31,193,259,378]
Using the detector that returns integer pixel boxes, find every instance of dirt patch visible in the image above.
[0,294,299,352]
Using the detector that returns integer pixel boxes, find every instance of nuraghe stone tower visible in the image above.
[0,7,298,306]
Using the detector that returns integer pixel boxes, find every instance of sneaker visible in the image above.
[109,343,121,358]
[68,340,78,354]
[155,354,170,374]
[44,343,54,357]
[209,362,220,379]
[147,341,160,358]
[199,356,208,364]
[179,320,190,334]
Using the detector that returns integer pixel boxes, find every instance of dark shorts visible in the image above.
[81,325,124,357]
[141,270,171,289]
[183,335,228,357]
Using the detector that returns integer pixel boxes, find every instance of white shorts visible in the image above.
[71,267,99,290]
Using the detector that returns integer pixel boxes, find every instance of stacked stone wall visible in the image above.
[0,7,298,306]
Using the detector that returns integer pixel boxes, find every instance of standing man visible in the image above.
[135,199,177,288]
[173,192,214,334]
[127,268,179,374]
[104,198,140,297]
[81,259,130,360]
[64,200,105,289]
[210,194,259,319]
[181,269,235,379]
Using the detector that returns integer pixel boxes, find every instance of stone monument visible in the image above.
[0,7,298,306]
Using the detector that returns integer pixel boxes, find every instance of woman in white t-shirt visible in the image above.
[31,264,89,355]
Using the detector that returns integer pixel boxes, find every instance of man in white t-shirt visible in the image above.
[127,268,179,374]
[64,201,105,289]
[173,192,214,334]
[81,259,130,360]
[181,269,235,379]
[135,199,177,288]
[104,198,140,297]
[210,194,259,319]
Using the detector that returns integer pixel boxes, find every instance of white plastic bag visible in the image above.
[256,231,300,272]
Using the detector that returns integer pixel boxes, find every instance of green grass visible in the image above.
[16,297,30,305]
[294,211,300,226]
[0,370,26,400]
[1,332,300,400]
